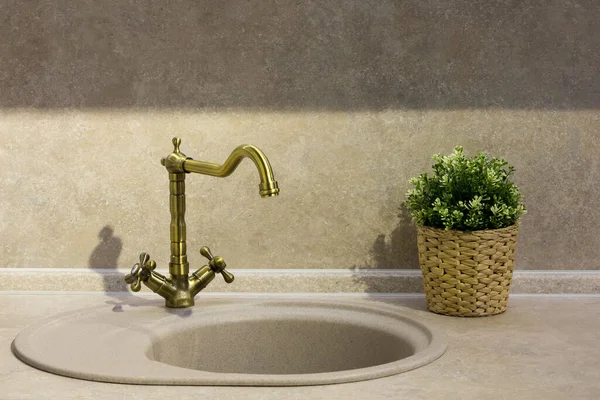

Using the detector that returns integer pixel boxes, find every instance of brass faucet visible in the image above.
[124,137,279,307]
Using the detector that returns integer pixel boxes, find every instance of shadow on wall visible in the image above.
[363,203,419,270]
[89,225,128,292]
[352,203,421,294]
[1,1,599,110]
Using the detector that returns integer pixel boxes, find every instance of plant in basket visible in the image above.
[406,146,526,317]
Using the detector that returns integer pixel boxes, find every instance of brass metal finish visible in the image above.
[181,144,279,197]
[128,137,279,307]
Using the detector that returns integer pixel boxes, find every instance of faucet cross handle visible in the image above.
[124,253,157,292]
[200,246,235,284]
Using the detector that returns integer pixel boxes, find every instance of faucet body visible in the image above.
[125,137,279,308]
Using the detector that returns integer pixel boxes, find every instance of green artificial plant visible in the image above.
[406,146,526,231]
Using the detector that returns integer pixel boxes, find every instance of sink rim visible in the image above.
[12,297,447,386]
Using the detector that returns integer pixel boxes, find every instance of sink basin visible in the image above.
[12,298,446,386]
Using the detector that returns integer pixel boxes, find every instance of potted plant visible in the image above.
[406,146,526,317]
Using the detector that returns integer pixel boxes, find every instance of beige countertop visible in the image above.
[1,292,600,400]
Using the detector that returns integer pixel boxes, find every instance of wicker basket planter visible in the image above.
[417,224,519,317]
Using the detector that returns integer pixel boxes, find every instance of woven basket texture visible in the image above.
[417,224,519,317]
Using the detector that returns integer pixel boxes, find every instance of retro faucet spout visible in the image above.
[181,144,279,197]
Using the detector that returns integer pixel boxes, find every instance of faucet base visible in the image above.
[149,274,198,308]
[165,297,195,308]
[133,265,218,308]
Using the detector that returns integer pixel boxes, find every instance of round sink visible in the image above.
[152,318,416,375]
[12,298,446,386]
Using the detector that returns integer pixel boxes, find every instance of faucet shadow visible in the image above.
[88,225,128,293]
